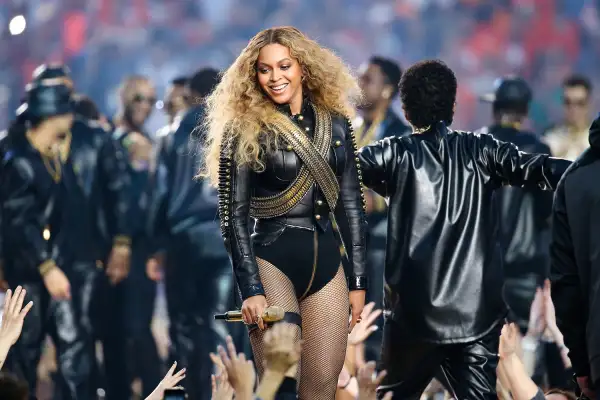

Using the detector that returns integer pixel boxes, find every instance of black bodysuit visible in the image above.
[218,98,367,301]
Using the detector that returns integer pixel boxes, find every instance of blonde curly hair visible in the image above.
[200,26,362,186]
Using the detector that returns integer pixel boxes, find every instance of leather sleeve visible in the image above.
[217,137,264,300]
[550,177,590,376]
[342,120,368,290]
[2,160,57,276]
[358,137,397,198]
[98,136,132,246]
[477,133,571,190]
[146,135,169,256]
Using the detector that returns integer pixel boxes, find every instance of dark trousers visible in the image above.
[165,245,232,400]
[96,240,161,399]
[377,319,501,400]
[5,262,98,400]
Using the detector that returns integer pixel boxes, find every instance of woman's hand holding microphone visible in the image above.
[241,295,269,330]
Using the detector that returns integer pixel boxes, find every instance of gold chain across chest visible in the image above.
[249,104,338,219]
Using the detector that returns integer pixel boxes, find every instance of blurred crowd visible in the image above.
[1,0,600,399]
[2,0,600,133]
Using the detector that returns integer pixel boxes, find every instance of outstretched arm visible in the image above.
[476,133,571,190]
[217,137,264,300]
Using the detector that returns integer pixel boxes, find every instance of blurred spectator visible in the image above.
[1,0,599,133]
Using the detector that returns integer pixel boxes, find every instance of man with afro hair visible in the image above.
[358,59,571,399]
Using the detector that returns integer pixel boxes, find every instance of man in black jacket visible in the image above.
[478,76,552,291]
[146,67,228,400]
[97,75,161,399]
[1,73,78,398]
[358,60,571,399]
[479,76,571,389]
[551,114,600,400]
[356,56,411,359]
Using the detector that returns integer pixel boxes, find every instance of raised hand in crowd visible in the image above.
[255,323,303,400]
[339,302,383,398]
[348,301,382,346]
[499,322,520,361]
[540,279,571,369]
[526,287,546,339]
[0,286,33,369]
[144,361,186,400]
[43,266,71,300]
[498,323,543,400]
[210,350,227,376]
[356,361,392,400]
[217,335,255,400]
[211,371,234,400]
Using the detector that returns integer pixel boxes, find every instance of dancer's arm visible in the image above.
[358,137,398,198]
[475,132,571,190]
[217,136,265,301]
[342,120,368,326]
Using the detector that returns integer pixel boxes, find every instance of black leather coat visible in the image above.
[1,132,61,282]
[111,127,152,240]
[359,122,571,343]
[58,117,131,264]
[551,115,600,382]
[478,124,553,278]
[147,106,225,259]
[219,101,367,300]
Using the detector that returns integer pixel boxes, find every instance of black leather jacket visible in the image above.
[112,127,152,240]
[359,122,571,343]
[219,101,367,300]
[360,109,411,249]
[479,124,553,278]
[1,132,61,282]
[147,106,225,259]
[551,116,600,381]
[58,117,131,264]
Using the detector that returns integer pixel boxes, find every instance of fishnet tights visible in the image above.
[251,258,349,400]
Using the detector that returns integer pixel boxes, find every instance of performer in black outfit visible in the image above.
[202,27,366,400]
[551,114,600,400]
[146,67,226,400]
[97,75,161,399]
[356,56,410,360]
[28,63,133,399]
[479,76,571,389]
[0,75,80,398]
[358,60,571,399]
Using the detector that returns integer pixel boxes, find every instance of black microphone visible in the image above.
[214,306,285,323]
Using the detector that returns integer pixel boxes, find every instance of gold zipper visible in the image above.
[299,230,318,301]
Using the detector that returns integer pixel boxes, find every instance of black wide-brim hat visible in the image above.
[17,77,74,120]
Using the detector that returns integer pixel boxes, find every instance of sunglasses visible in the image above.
[132,94,157,106]
[563,97,588,107]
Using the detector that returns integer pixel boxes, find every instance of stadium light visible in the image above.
[9,15,26,36]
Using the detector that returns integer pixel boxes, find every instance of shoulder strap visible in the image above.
[270,104,340,211]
